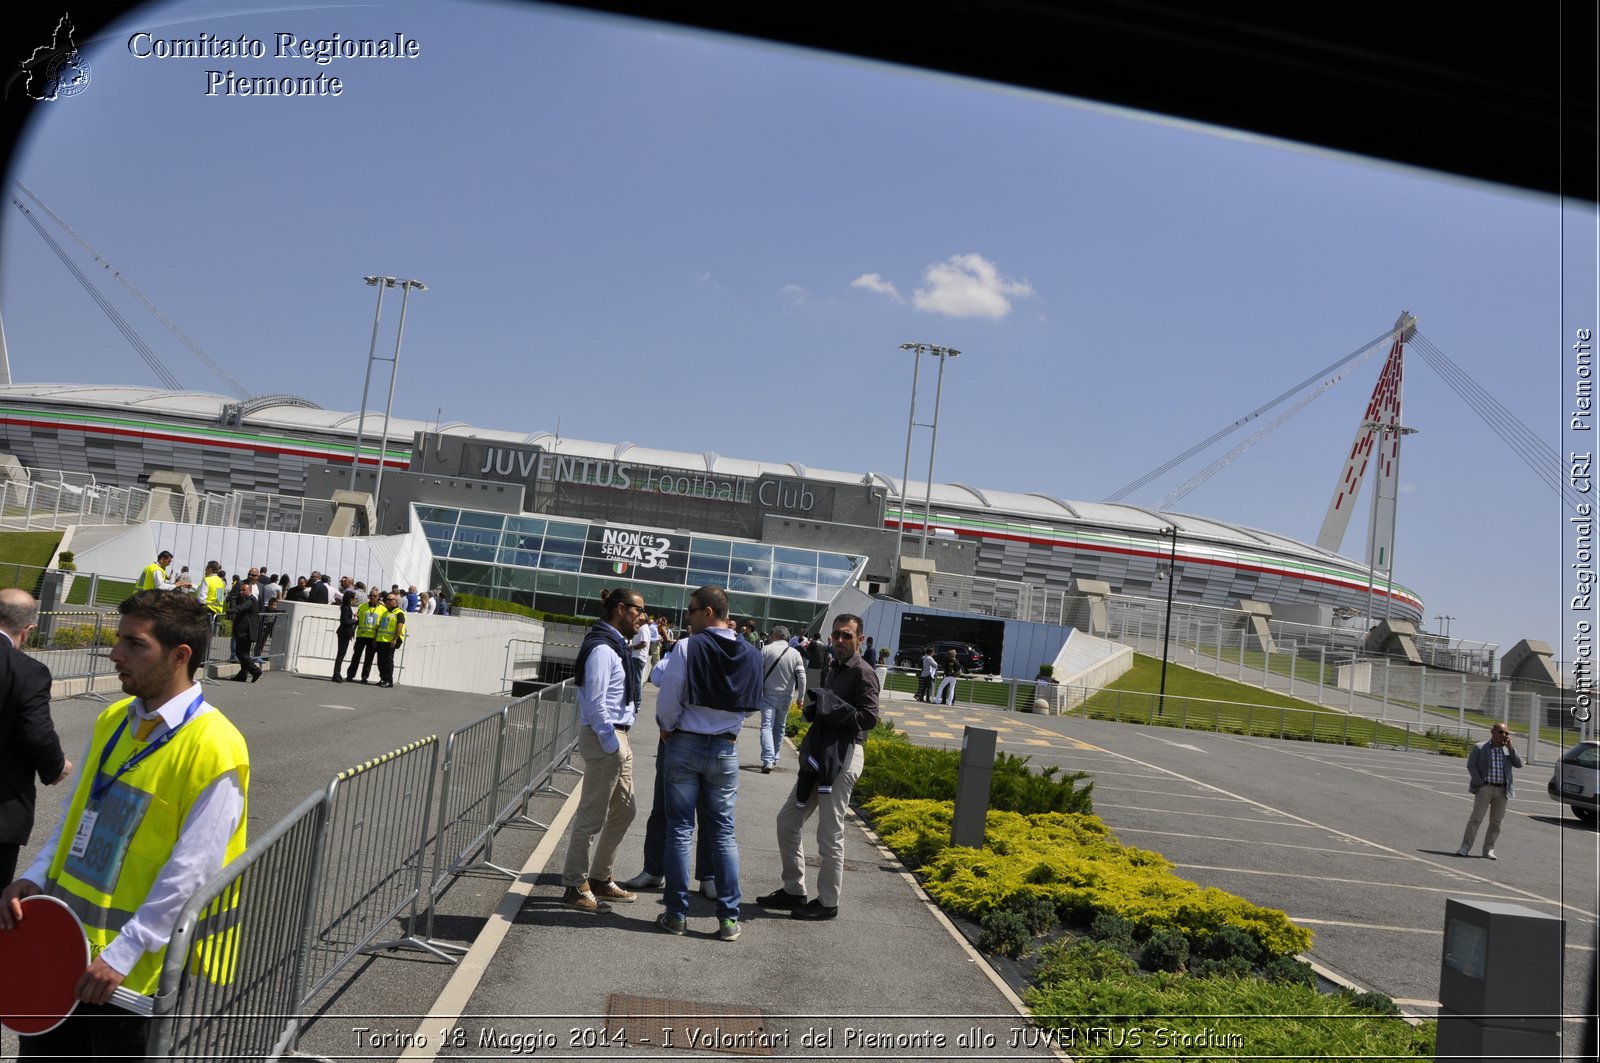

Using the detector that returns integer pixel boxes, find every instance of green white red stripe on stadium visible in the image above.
[885,507,1423,612]
[0,406,411,468]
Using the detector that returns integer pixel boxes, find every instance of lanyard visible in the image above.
[90,691,205,804]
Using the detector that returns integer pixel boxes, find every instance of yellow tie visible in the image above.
[134,715,161,742]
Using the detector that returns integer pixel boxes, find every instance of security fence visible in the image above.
[0,471,335,534]
[146,680,582,1059]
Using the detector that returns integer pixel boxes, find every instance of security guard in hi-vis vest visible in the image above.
[0,590,249,1058]
[345,588,386,684]
[199,561,227,616]
[134,550,190,594]
[372,592,405,688]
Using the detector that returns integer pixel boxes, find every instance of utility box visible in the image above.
[1436,898,1564,1062]
[950,726,997,849]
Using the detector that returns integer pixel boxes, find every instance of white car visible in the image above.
[1547,739,1600,825]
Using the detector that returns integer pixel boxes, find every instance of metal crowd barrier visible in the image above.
[30,609,116,697]
[288,612,406,684]
[141,680,581,1059]
[301,738,445,999]
[148,791,329,1061]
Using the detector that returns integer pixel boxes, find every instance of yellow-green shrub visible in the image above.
[865,797,1312,959]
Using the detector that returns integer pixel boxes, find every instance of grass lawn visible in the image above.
[0,531,63,593]
[1079,654,1471,753]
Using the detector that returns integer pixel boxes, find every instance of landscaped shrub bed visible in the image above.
[865,799,1310,959]
[856,750,1434,1058]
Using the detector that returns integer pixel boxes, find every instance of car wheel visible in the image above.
[1573,805,1597,825]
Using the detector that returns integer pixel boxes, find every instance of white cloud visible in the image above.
[780,283,808,303]
[850,272,902,302]
[912,253,1033,319]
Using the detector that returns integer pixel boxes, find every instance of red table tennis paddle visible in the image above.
[0,894,152,1035]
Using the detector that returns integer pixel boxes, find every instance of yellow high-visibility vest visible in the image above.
[200,574,226,615]
[46,697,250,996]
[356,602,385,638]
[135,562,168,592]
[374,609,403,644]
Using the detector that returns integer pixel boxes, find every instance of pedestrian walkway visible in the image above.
[397,688,1057,1060]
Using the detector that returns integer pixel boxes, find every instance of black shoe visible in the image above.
[791,899,838,921]
[755,888,806,910]
[249,672,261,683]
[332,674,344,683]
[230,674,247,682]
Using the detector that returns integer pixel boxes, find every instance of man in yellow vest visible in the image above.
[198,561,227,617]
[134,550,190,593]
[373,592,406,688]
[345,588,386,684]
[0,590,249,1057]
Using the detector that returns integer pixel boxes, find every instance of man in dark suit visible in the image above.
[230,580,263,683]
[0,588,70,886]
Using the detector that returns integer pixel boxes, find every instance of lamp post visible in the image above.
[372,278,426,528]
[1157,525,1179,718]
[347,276,427,529]
[893,342,961,562]
[347,277,391,492]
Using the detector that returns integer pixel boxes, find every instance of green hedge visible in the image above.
[451,592,590,627]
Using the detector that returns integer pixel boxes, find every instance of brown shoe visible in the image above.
[561,886,609,913]
[588,878,637,903]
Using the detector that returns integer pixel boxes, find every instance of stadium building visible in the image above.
[0,382,1424,641]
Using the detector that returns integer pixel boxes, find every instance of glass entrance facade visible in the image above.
[418,505,863,629]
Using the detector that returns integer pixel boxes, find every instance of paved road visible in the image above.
[7,675,1595,1060]
[883,693,1598,1026]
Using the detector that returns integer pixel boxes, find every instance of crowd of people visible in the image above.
[555,583,879,942]
[133,550,447,688]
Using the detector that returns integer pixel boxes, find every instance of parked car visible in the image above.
[893,640,985,673]
[1547,738,1599,824]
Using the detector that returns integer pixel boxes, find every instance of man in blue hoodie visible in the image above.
[653,585,763,941]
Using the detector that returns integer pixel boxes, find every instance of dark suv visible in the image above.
[894,641,985,672]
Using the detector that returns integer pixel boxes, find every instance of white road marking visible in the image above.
[1134,731,1205,752]
[1081,743,1600,920]
[319,703,357,711]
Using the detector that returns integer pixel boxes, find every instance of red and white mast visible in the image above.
[1316,312,1418,616]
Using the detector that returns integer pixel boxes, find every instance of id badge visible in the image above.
[63,782,153,894]
[67,809,99,859]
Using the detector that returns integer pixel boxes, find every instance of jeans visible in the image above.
[662,731,741,920]
[641,740,714,880]
[759,693,789,767]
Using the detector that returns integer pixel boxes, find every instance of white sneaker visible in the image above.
[701,878,717,899]
[620,871,664,890]
[1484,849,1497,860]
[1455,845,1470,857]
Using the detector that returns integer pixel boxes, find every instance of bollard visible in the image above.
[950,726,997,850]
[1436,899,1563,1062]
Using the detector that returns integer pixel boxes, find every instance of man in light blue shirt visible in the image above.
[558,588,648,913]
[653,585,762,941]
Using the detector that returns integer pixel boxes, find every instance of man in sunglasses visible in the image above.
[1457,723,1522,860]
[757,613,879,921]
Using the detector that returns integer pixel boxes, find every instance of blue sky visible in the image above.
[2,0,1594,662]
